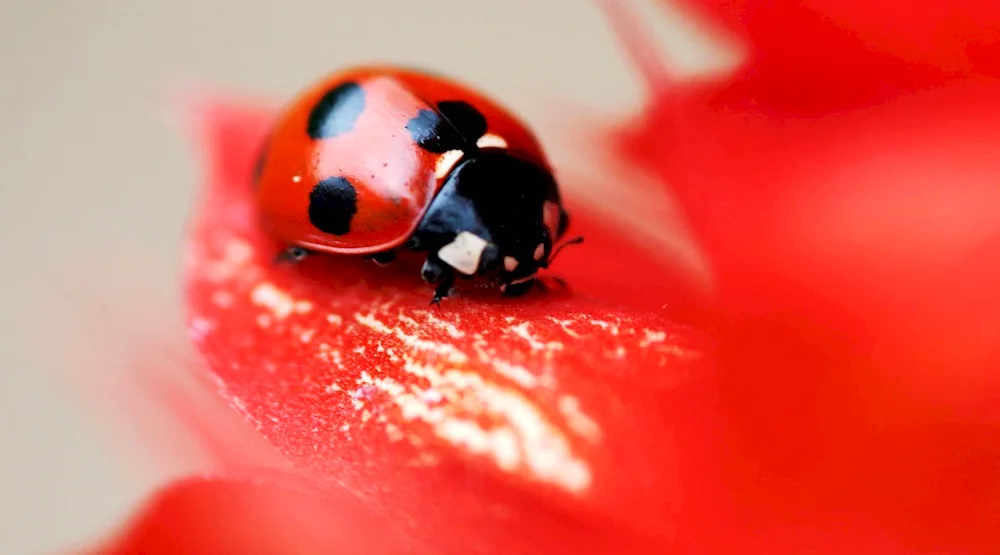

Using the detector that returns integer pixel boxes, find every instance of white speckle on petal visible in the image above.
[559,396,602,442]
[589,319,620,336]
[355,313,468,364]
[639,329,667,348]
[204,238,254,282]
[547,317,582,339]
[510,321,563,352]
[378,358,591,494]
[251,282,312,319]
[490,358,539,389]
[420,311,466,338]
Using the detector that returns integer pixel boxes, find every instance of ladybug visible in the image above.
[254,65,581,303]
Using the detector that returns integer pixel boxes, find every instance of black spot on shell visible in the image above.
[307,82,366,139]
[405,100,488,154]
[437,100,488,145]
[406,109,463,153]
[308,176,358,235]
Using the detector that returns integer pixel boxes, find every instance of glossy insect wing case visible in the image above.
[254,66,553,255]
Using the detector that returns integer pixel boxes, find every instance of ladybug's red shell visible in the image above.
[254,66,551,255]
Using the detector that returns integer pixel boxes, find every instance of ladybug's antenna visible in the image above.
[547,236,584,266]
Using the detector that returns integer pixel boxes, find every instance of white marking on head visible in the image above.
[476,133,508,149]
[503,256,519,272]
[435,149,465,180]
[543,201,561,239]
[533,243,546,261]
[437,231,490,275]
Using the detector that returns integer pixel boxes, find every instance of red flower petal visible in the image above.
[600,2,1000,552]
[176,93,716,554]
[671,0,1000,113]
[610,1,1000,342]
[87,475,406,555]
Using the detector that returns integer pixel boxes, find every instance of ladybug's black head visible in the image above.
[409,149,575,297]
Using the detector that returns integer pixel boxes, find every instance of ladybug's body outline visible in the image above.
[255,65,578,302]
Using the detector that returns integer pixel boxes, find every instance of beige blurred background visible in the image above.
[0,1,722,553]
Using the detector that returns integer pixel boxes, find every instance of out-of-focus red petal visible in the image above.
[180,94,717,554]
[87,475,406,555]
[598,2,1000,553]
[634,81,1000,327]
[605,1,1000,342]
[671,0,1000,113]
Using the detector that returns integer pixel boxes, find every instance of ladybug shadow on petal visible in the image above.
[271,242,421,294]
[271,237,579,308]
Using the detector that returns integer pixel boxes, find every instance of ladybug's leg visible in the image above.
[431,273,455,305]
[275,246,310,264]
[368,250,396,266]
[421,258,445,283]
[422,258,455,305]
